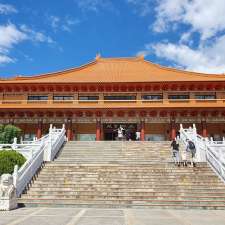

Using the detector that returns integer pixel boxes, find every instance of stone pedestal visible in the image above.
[0,174,17,211]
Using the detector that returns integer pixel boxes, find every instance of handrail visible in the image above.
[180,123,225,183]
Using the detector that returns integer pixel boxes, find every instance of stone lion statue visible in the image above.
[0,174,17,210]
[0,174,15,198]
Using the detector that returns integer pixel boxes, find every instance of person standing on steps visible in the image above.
[117,125,125,141]
[181,149,187,167]
[186,139,197,167]
[171,139,180,166]
[135,129,140,141]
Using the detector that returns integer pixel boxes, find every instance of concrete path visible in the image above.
[1,208,225,225]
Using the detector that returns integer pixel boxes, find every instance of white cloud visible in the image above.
[49,16,60,30]
[48,15,80,32]
[76,0,113,12]
[134,0,225,74]
[0,23,54,65]
[0,24,27,51]
[0,3,17,14]
[127,0,153,16]
[140,35,225,74]
[153,0,225,41]
[20,25,54,44]
[0,55,14,64]
[0,24,27,64]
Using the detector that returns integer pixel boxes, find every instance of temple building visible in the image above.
[1,55,225,141]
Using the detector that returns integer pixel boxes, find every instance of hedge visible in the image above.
[0,150,26,176]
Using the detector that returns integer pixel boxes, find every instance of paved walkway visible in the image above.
[1,208,225,225]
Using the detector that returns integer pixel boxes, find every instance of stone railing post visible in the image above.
[47,124,53,161]
[12,138,17,150]
[20,136,23,144]
[192,124,200,161]
[210,137,213,144]
[13,165,18,188]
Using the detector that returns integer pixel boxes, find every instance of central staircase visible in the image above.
[19,141,225,209]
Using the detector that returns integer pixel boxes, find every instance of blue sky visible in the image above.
[1,0,225,77]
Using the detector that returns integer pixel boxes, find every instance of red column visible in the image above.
[140,120,145,141]
[96,120,101,141]
[36,121,42,139]
[66,119,73,141]
[202,121,207,138]
[171,121,176,140]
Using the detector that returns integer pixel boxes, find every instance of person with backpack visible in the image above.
[171,139,180,166]
[186,139,196,167]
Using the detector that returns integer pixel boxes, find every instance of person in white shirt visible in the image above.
[117,125,125,141]
[135,130,140,141]
[181,150,187,167]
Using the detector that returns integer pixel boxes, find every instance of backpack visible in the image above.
[188,141,195,150]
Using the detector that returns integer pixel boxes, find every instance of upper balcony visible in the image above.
[0,98,224,109]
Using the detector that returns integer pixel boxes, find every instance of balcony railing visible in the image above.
[0,98,224,109]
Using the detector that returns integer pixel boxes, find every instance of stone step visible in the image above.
[31,183,225,188]
[35,175,220,181]
[28,186,225,192]
[21,194,225,201]
[37,174,218,179]
[18,201,225,210]
[18,198,225,207]
[41,169,213,173]
[45,162,208,166]
[25,190,225,196]
[34,181,221,186]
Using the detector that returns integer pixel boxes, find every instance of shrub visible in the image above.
[0,150,26,176]
[0,124,22,144]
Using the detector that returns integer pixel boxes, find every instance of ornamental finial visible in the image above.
[95,53,101,60]
[137,53,145,60]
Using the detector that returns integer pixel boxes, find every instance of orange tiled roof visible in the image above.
[1,56,225,83]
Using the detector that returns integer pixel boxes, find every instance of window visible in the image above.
[79,96,99,101]
[142,95,162,100]
[104,96,136,100]
[168,95,189,100]
[28,96,48,101]
[195,95,216,100]
[53,96,74,100]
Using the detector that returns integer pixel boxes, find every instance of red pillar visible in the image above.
[96,120,101,141]
[66,119,73,141]
[140,120,145,141]
[202,121,207,138]
[36,121,42,139]
[171,121,176,140]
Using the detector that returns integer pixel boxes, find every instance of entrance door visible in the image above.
[103,123,137,141]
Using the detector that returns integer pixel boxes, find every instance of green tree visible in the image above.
[0,124,22,144]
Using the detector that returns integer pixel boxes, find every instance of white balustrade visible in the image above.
[180,123,225,183]
[0,124,66,198]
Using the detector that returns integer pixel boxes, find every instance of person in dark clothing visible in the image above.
[186,139,196,167]
[171,139,180,166]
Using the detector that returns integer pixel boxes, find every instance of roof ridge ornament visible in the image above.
[137,54,145,60]
[95,53,101,60]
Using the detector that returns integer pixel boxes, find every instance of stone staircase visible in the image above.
[18,141,225,209]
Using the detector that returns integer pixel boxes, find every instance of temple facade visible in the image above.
[1,55,225,141]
